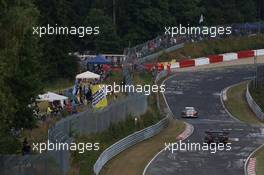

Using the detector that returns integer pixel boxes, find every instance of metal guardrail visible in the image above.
[93,116,169,175]
[246,82,264,121]
[93,69,170,175]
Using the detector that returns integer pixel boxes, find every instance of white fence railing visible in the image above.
[93,116,169,175]
[246,82,264,121]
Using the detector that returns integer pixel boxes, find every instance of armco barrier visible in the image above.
[93,70,169,175]
[237,50,254,59]
[179,59,195,68]
[93,116,169,175]
[246,82,264,121]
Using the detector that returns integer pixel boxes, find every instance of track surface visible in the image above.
[145,66,264,175]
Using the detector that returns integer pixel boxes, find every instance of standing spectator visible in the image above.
[167,63,171,77]
[22,138,31,155]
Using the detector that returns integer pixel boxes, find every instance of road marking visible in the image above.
[260,128,264,135]
[229,138,240,141]
[243,76,255,80]
[213,92,221,96]
[223,128,233,131]
[164,91,183,95]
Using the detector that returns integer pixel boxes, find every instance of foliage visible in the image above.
[0,0,42,153]
[0,0,263,154]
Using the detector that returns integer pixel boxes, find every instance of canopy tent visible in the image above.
[87,55,111,64]
[37,92,68,107]
[76,71,100,79]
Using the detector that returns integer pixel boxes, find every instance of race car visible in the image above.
[204,130,229,145]
[181,107,198,118]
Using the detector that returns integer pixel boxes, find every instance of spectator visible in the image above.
[22,138,31,155]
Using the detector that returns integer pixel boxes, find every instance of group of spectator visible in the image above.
[134,35,184,59]
[129,22,264,62]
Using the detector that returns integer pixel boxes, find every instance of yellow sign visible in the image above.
[91,84,108,109]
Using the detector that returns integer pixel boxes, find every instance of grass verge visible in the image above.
[69,107,162,175]
[100,119,185,175]
[44,78,74,92]
[225,82,264,175]
[224,82,263,124]
[156,35,264,62]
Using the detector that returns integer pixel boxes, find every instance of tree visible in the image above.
[36,0,79,80]
[0,0,42,153]
[83,9,121,53]
[169,0,203,25]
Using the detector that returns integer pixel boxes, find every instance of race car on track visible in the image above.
[204,130,229,145]
[181,107,198,118]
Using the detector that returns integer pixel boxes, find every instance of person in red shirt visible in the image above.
[167,63,171,77]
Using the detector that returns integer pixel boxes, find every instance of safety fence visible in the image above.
[0,94,147,175]
[47,93,148,174]
[246,82,264,121]
[0,154,60,175]
[93,115,169,175]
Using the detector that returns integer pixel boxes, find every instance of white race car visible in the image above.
[181,107,198,118]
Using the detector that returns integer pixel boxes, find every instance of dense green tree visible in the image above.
[0,0,42,152]
[36,0,79,80]
[169,0,203,25]
[83,9,121,53]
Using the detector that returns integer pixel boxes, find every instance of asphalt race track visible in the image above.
[145,65,264,175]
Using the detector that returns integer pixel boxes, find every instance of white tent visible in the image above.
[37,92,68,107]
[76,71,100,80]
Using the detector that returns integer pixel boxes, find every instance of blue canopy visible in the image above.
[87,55,111,64]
